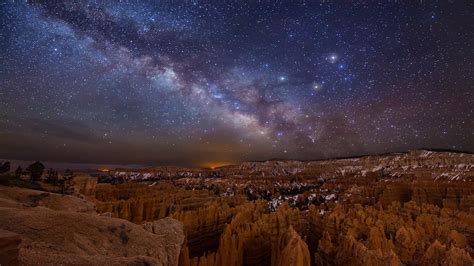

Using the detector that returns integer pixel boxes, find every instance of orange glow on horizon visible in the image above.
[203,162,233,169]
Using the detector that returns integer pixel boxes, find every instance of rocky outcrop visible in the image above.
[95,183,217,223]
[179,202,304,266]
[71,174,97,196]
[0,185,96,213]
[333,235,401,266]
[275,226,310,266]
[0,206,185,265]
[420,240,473,265]
[0,229,21,266]
[142,217,186,265]
[308,202,473,266]
[172,201,236,258]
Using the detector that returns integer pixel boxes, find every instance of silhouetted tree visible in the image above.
[26,161,45,181]
[0,161,10,174]
[64,169,74,179]
[46,168,59,185]
[15,166,23,178]
[60,169,74,194]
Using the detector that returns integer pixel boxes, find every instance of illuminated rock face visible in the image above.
[71,174,98,196]
[176,202,305,266]
[172,201,472,266]
[308,202,473,266]
[142,217,186,265]
[276,226,311,266]
[94,183,218,223]
[172,202,236,258]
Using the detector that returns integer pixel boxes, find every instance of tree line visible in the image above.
[0,160,73,185]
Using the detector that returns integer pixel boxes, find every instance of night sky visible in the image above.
[0,1,473,167]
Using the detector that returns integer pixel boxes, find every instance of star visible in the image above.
[326,53,338,64]
[0,1,470,165]
[312,82,323,91]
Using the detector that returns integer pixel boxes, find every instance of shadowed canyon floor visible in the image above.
[0,150,473,265]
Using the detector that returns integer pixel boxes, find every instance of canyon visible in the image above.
[0,150,473,265]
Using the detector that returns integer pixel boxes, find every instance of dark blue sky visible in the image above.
[0,1,472,166]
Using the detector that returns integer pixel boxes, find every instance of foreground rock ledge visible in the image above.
[0,206,185,266]
[0,229,21,266]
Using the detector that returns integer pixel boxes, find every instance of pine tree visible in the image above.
[15,166,23,178]
[0,161,10,174]
[26,161,45,181]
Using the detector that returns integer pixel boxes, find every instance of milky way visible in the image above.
[0,1,472,166]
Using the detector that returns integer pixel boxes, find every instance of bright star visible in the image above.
[312,82,322,91]
[326,53,338,64]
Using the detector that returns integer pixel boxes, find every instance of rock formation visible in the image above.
[307,202,473,266]
[0,186,96,213]
[0,183,186,266]
[71,174,97,197]
[0,206,185,265]
[275,226,310,266]
[95,183,218,223]
[0,229,21,266]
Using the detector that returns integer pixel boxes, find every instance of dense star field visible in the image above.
[0,1,472,166]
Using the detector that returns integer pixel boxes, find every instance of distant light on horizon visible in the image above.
[203,162,234,169]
